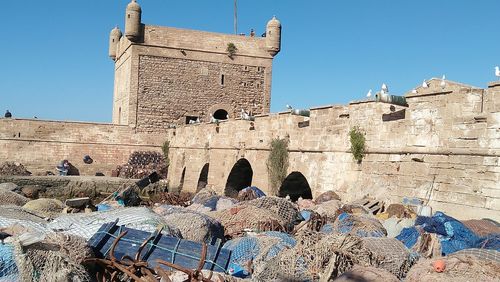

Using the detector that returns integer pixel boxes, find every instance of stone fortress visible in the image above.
[0,0,499,221]
[110,0,280,131]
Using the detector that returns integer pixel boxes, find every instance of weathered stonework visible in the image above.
[136,55,267,131]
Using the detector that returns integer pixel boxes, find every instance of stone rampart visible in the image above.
[166,80,499,220]
[0,119,164,176]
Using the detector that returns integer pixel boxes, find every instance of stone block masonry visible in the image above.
[0,119,164,176]
[137,55,267,132]
[166,79,500,221]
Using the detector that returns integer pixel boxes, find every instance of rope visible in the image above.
[95,231,228,273]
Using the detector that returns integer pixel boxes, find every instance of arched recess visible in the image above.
[213,109,229,120]
[225,158,253,198]
[197,163,210,192]
[178,167,186,192]
[279,171,313,202]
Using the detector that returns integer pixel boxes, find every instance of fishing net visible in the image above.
[323,213,387,238]
[315,190,341,203]
[254,231,377,281]
[210,205,287,238]
[115,151,168,179]
[12,233,93,282]
[246,197,302,228]
[236,186,266,202]
[451,248,500,263]
[0,189,29,206]
[361,237,417,278]
[334,265,399,282]
[223,232,296,278]
[0,182,21,193]
[405,254,500,282]
[192,188,217,204]
[309,199,341,220]
[462,219,500,237]
[154,205,224,244]
[48,207,181,240]
[22,198,64,218]
[0,206,49,234]
[0,162,31,176]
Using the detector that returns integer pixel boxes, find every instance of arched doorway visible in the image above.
[178,167,186,192]
[225,158,253,198]
[279,171,313,202]
[213,109,229,120]
[197,163,209,192]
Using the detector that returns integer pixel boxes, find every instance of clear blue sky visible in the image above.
[1,0,499,122]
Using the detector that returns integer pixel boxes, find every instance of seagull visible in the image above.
[440,75,446,89]
[241,109,250,120]
[366,89,372,98]
[495,66,500,79]
[422,80,429,88]
[286,104,293,110]
[381,83,389,93]
[411,89,418,94]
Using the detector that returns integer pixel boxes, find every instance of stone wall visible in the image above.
[0,119,164,176]
[112,25,274,130]
[137,55,267,131]
[166,80,500,221]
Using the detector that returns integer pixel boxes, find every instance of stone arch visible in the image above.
[178,167,186,191]
[225,158,253,198]
[197,163,209,192]
[279,171,313,202]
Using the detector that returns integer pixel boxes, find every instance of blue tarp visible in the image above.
[240,186,266,198]
[396,212,500,255]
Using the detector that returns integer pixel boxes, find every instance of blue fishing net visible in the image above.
[223,232,296,278]
[0,244,18,280]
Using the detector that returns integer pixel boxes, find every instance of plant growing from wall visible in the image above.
[267,137,289,195]
[226,43,238,57]
[162,140,170,167]
[349,126,366,163]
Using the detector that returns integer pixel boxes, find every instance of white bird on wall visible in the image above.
[366,89,372,98]
[440,75,446,89]
[495,66,500,79]
[381,83,389,93]
[286,104,293,110]
[411,89,418,94]
[422,80,429,88]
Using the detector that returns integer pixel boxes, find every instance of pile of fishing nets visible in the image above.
[0,162,31,176]
[237,186,266,201]
[0,189,29,206]
[153,205,224,244]
[245,197,303,229]
[48,207,181,240]
[315,190,341,203]
[334,265,399,282]
[396,212,500,256]
[115,151,167,179]
[321,212,387,237]
[23,198,65,218]
[405,252,500,281]
[223,231,296,278]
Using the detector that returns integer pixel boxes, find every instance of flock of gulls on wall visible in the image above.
[366,67,500,99]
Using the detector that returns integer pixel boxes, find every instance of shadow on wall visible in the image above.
[178,167,186,192]
[279,171,312,202]
[225,158,253,198]
[197,163,209,192]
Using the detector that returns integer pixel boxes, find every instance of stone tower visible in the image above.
[108,27,122,60]
[125,0,142,42]
[266,16,282,56]
[111,0,282,132]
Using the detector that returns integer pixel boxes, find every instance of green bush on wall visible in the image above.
[267,138,289,195]
[349,126,366,163]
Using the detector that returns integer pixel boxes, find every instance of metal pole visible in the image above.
[234,0,238,34]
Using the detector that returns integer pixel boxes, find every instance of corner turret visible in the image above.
[266,16,281,56]
[109,27,122,60]
[125,0,142,42]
